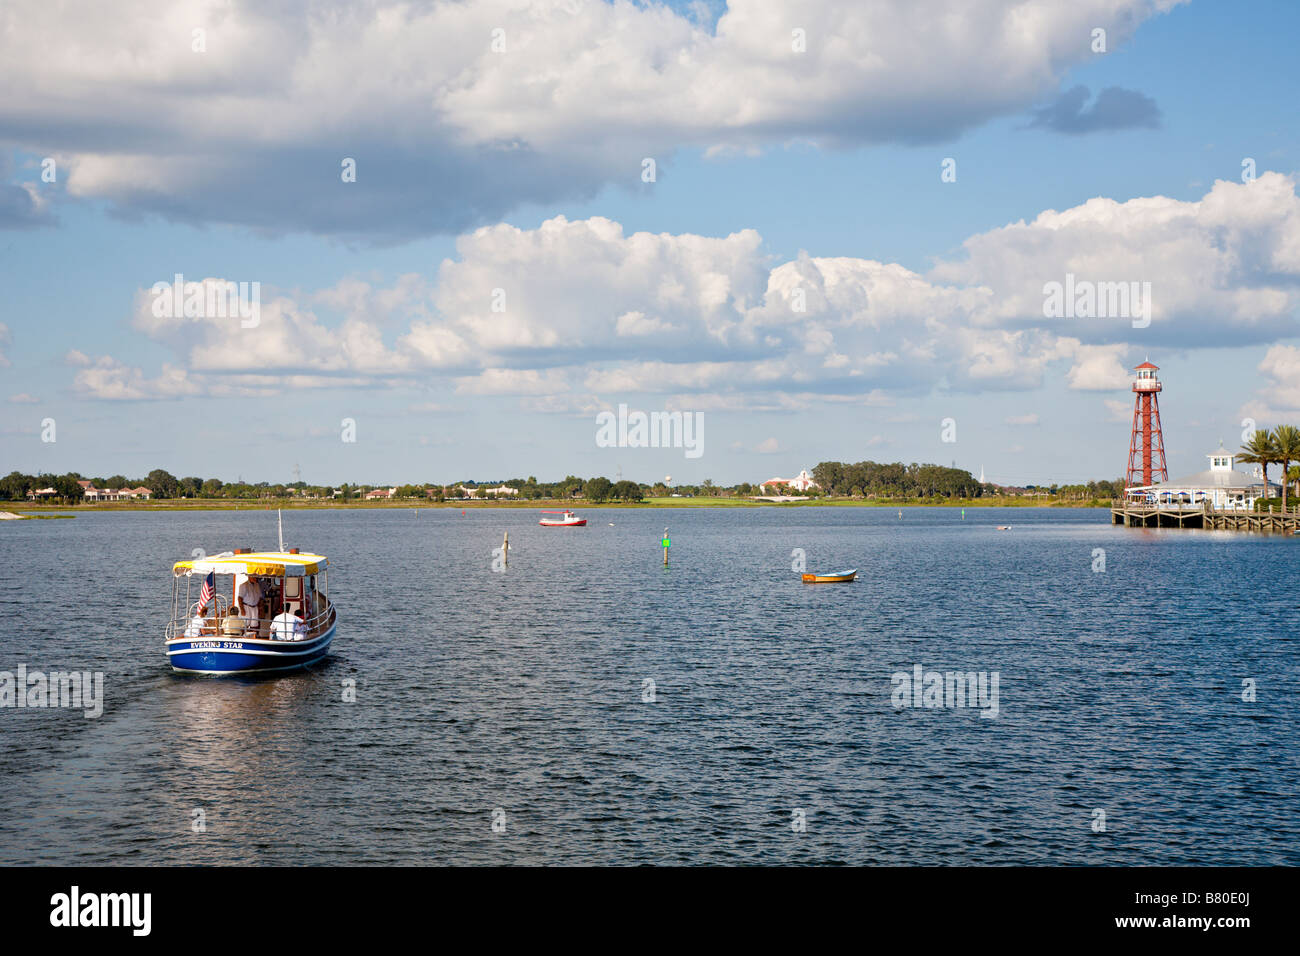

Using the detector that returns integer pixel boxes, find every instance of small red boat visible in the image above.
[539,510,587,527]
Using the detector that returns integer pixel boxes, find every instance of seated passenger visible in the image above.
[221,607,245,637]
[270,609,306,641]
[183,613,206,637]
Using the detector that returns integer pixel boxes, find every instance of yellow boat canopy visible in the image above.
[173,551,328,577]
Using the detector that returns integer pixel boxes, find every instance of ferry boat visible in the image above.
[539,510,587,527]
[165,549,337,675]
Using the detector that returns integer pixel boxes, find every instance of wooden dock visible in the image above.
[1110,500,1300,533]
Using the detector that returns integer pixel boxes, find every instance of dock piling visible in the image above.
[1110,499,1299,533]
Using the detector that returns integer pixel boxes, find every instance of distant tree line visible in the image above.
[2,464,1149,504]
[811,460,985,498]
[0,469,325,502]
[0,471,87,501]
[1050,479,1125,500]
[0,469,652,503]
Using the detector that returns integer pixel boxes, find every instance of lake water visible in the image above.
[1,506,1296,865]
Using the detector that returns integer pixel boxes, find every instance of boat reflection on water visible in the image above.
[152,670,341,862]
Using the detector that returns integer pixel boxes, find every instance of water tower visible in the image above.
[1125,361,1168,488]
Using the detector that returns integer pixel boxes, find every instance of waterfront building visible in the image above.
[78,481,151,500]
[1125,442,1277,511]
[759,469,819,494]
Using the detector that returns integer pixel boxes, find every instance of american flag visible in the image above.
[197,571,215,613]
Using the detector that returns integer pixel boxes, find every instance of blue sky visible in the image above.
[2,0,1299,487]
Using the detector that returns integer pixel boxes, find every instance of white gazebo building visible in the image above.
[1125,442,1277,512]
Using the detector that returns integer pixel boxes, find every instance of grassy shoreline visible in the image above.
[4,496,1113,513]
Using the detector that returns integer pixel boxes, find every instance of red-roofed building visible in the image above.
[758,469,819,494]
[77,480,129,501]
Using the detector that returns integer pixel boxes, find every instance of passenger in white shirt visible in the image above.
[183,614,205,637]
[270,609,306,641]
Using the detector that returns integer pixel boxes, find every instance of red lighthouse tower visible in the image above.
[1125,361,1168,489]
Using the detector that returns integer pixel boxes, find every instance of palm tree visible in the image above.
[1238,428,1280,505]
[1270,425,1300,513]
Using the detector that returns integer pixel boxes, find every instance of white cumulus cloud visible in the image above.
[0,0,1179,239]
[67,175,1300,409]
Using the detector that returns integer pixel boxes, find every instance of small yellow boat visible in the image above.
[801,569,857,583]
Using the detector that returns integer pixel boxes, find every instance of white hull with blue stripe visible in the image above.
[167,614,337,675]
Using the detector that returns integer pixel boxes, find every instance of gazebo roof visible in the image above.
[1132,468,1276,493]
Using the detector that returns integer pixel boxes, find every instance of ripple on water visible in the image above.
[0,506,1296,864]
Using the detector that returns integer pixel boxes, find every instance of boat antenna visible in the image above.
[278,508,285,553]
